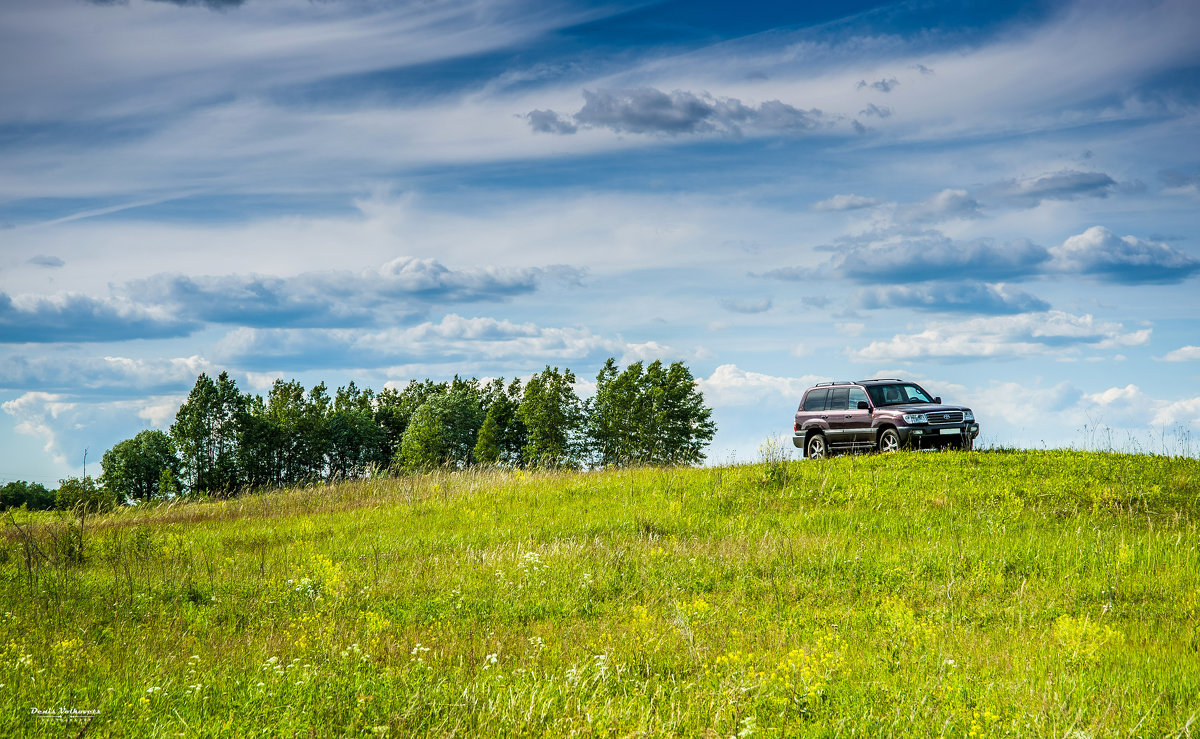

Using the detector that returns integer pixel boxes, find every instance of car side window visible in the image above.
[802,389,828,411]
[848,387,868,409]
[828,388,849,411]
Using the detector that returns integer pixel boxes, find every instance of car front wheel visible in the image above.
[878,428,901,453]
[806,433,827,459]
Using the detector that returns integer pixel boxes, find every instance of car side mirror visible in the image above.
[934,396,941,404]
[857,401,870,410]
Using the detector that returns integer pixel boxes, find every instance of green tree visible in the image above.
[100,429,180,502]
[0,480,55,511]
[170,371,248,495]
[474,378,526,466]
[375,379,445,464]
[237,393,283,490]
[396,386,484,471]
[640,360,715,465]
[55,476,116,513]
[517,366,583,468]
[587,358,716,466]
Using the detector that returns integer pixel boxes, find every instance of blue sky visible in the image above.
[2,0,1199,484]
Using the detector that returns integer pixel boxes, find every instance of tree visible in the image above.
[170,372,248,495]
[396,386,484,471]
[100,429,180,502]
[517,366,583,468]
[640,360,715,465]
[587,358,715,466]
[0,481,55,511]
[588,358,644,466]
[55,476,116,513]
[375,380,445,463]
[474,378,526,466]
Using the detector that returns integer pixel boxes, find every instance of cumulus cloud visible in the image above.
[0,292,196,343]
[831,233,1049,283]
[1048,226,1199,284]
[813,194,878,211]
[719,297,772,314]
[851,311,1150,362]
[28,255,64,268]
[527,87,823,137]
[858,103,892,118]
[901,188,981,222]
[856,282,1050,314]
[2,390,182,468]
[213,314,626,370]
[133,257,577,329]
[2,257,581,342]
[696,364,823,407]
[993,170,1116,206]
[0,354,213,394]
[1159,345,1200,362]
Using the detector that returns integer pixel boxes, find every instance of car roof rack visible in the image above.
[857,378,903,383]
[814,381,855,387]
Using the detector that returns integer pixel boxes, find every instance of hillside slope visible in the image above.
[2,450,1198,736]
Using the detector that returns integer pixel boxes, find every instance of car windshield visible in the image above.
[866,383,934,406]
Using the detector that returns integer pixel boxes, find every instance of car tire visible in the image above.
[806,433,827,459]
[878,428,901,453]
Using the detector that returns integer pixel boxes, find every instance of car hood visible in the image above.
[877,403,969,413]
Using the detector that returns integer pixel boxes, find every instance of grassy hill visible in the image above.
[2,450,1198,736]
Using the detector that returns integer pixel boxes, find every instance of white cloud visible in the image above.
[2,391,176,468]
[850,311,1151,362]
[696,364,823,407]
[1159,345,1200,362]
[900,188,980,222]
[813,194,878,211]
[1048,226,1200,283]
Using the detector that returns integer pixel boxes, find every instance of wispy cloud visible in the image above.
[527,87,823,137]
[991,170,1117,207]
[855,282,1049,315]
[851,311,1150,362]
[813,194,878,211]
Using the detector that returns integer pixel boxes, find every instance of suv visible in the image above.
[793,379,979,458]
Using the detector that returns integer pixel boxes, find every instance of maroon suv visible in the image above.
[793,379,979,458]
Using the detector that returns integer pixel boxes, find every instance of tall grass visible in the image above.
[1,450,1197,736]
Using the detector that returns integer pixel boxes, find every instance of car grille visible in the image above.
[927,411,964,424]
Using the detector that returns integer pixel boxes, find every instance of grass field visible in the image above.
[2,449,1198,737]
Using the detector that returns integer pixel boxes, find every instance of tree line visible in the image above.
[86,358,715,503]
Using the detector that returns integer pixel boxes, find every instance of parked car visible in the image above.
[793,378,979,458]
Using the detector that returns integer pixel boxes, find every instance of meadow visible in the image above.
[1,449,1198,737]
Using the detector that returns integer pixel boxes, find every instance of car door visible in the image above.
[845,387,873,444]
[824,387,851,445]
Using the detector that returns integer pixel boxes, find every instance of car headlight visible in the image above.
[903,413,927,424]
[964,410,974,422]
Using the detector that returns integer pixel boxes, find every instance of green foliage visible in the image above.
[518,366,583,468]
[588,358,716,466]
[103,358,713,506]
[474,378,525,466]
[170,371,248,495]
[53,476,116,513]
[0,480,55,511]
[375,380,446,461]
[100,429,179,502]
[397,384,485,470]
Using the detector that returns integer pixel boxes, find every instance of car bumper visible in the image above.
[897,424,979,445]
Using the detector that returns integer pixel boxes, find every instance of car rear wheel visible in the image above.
[878,428,901,453]
[806,433,827,459]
